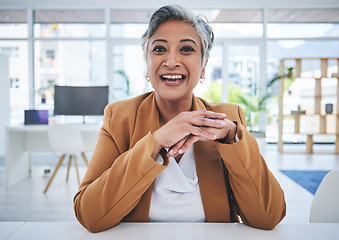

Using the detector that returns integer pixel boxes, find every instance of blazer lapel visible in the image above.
[125,92,160,222]
[130,92,160,148]
[192,96,231,222]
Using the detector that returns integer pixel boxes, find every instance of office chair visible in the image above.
[309,169,339,223]
[44,124,89,193]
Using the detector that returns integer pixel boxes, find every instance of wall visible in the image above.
[0,54,10,157]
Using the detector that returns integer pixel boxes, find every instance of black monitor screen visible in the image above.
[54,86,108,116]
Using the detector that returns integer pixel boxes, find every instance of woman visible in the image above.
[73,5,286,233]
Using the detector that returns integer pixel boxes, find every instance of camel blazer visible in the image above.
[73,92,286,233]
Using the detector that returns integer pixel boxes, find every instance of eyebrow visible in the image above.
[151,39,167,45]
[180,39,197,46]
[151,38,197,46]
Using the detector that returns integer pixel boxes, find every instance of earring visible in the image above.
[200,75,205,83]
[145,74,150,82]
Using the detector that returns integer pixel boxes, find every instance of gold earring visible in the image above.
[145,75,150,82]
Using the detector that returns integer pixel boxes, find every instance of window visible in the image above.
[110,9,152,38]
[0,10,27,38]
[34,40,106,107]
[0,7,338,133]
[10,78,20,88]
[46,50,55,59]
[34,10,106,38]
[208,9,263,38]
[267,9,339,38]
[0,41,29,124]
[32,9,107,116]
[195,44,224,103]
[266,40,339,142]
[111,45,147,101]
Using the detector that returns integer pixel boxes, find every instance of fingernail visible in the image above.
[168,150,173,156]
[178,149,183,154]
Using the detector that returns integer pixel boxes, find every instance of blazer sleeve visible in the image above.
[73,105,167,233]
[216,105,286,230]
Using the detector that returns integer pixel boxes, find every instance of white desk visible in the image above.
[5,124,100,188]
[1,222,339,240]
[0,222,25,240]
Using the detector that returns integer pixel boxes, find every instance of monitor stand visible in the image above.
[82,115,86,124]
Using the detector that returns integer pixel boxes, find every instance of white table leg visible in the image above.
[5,129,31,187]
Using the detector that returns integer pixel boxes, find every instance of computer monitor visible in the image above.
[54,86,108,117]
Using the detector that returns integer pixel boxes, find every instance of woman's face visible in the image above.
[146,20,206,104]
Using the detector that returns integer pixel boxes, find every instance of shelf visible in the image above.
[285,132,336,136]
[281,57,339,61]
[283,114,339,118]
[278,57,339,154]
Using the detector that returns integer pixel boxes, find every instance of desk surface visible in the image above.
[0,222,25,240]
[1,222,339,240]
[5,124,100,188]
[6,124,101,132]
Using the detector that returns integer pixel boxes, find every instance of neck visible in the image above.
[155,93,193,125]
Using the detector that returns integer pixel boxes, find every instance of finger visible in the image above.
[176,135,200,156]
[189,125,217,140]
[197,126,223,142]
[190,117,227,128]
[194,110,226,119]
[182,111,227,128]
[167,137,187,157]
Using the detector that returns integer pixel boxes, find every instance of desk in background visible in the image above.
[1,222,338,240]
[5,124,100,188]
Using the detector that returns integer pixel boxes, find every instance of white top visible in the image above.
[149,146,206,222]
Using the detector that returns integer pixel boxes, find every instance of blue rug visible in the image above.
[280,170,330,195]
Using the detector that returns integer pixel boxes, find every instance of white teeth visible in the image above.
[162,75,182,79]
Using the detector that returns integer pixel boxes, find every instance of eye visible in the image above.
[180,46,196,54]
[152,46,166,54]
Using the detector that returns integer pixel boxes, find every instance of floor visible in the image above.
[0,143,339,224]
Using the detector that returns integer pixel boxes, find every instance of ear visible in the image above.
[200,59,208,78]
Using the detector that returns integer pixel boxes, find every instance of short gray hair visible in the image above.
[141,5,214,67]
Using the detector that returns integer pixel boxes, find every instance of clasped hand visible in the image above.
[152,110,237,159]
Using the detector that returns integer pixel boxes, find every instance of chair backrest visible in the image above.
[48,124,87,154]
[309,169,339,223]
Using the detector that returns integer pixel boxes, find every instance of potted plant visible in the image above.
[38,80,55,104]
[236,67,295,131]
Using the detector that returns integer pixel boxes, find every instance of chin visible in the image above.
[159,91,192,103]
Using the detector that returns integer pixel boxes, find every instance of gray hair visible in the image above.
[141,5,214,67]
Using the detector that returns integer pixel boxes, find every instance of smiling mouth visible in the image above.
[161,74,186,83]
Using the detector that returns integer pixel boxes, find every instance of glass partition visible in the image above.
[34,10,105,38]
[111,44,147,101]
[0,10,27,38]
[34,40,106,109]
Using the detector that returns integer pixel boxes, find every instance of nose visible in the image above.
[163,50,180,69]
